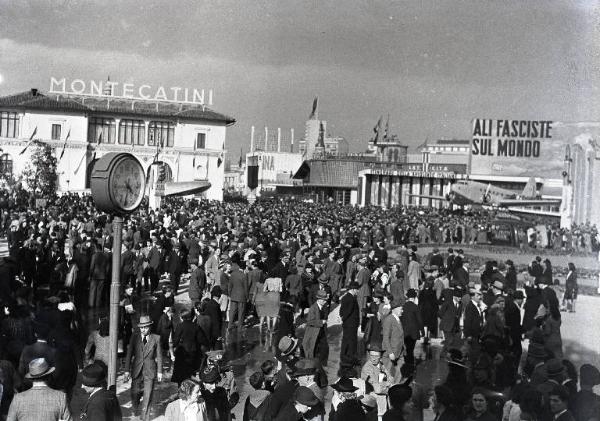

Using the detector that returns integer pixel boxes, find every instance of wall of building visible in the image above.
[244,151,303,192]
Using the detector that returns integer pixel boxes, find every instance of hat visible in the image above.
[580,364,600,386]
[347,281,360,290]
[315,290,328,300]
[291,359,319,377]
[492,280,504,291]
[293,386,320,406]
[527,342,546,360]
[367,342,384,353]
[452,287,464,298]
[545,359,566,378]
[446,348,468,368]
[206,350,225,361]
[360,394,377,408]
[189,258,199,266]
[318,274,329,284]
[201,366,220,383]
[25,358,55,379]
[513,290,525,300]
[432,247,440,253]
[331,376,358,392]
[278,336,299,356]
[137,315,153,328]
[82,363,106,387]
[505,259,514,266]
[406,288,418,299]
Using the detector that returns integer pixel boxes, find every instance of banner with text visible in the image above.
[470,119,600,179]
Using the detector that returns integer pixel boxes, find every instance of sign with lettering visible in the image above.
[368,169,458,179]
[49,77,213,105]
[470,119,600,179]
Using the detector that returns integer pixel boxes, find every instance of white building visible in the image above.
[0,88,235,201]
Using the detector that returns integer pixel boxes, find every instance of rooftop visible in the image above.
[0,89,236,125]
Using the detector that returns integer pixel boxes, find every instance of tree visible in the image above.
[22,142,58,199]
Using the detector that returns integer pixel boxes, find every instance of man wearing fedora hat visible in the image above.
[7,358,72,421]
[124,315,163,420]
[339,281,360,366]
[302,289,329,365]
[80,363,122,421]
[291,359,326,421]
[329,376,360,419]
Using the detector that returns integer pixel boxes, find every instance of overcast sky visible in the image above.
[1,0,599,154]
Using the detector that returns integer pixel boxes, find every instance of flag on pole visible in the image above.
[372,116,382,145]
[19,126,38,155]
[73,150,87,175]
[59,127,71,160]
[309,96,318,120]
[238,147,243,168]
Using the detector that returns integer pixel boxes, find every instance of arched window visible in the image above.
[0,154,12,175]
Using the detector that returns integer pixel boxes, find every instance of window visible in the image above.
[119,119,145,145]
[51,124,62,140]
[88,117,116,144]
[148,121,175,147]
[195,133,206,149]
[0,154,12,175]
[0,112,19,138]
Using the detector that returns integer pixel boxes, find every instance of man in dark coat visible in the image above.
[204,286,223,348]
[429,248,444,269]
[452,260,469,289]
[124,315,163,420]
[463,287,484,345]
[401,289,423,366]
[147,241,164,293]
[80,362,122,421]
[228,260,249,329]
[339,282,360,366]
[165,242,186,294]
[273,386,320,421]
[88,244,110,308]
[188,258,206,308]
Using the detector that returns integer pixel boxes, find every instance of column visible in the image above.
[381,176,390,208]
[370,176,378,206]
[390,176,400,207]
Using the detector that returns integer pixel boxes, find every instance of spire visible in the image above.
[309,96,318,120]
[317,121,325,148]
[384,114,390,141]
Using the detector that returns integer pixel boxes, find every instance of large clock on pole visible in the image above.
[91,152,146,214]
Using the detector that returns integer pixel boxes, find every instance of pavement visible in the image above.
[1,239,600,420]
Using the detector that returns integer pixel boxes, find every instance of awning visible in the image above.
[164,180,211,196]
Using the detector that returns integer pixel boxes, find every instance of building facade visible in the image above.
[0,89,234,201]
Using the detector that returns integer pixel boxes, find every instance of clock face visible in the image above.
[110,157,145,211]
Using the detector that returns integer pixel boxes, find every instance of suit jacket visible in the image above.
[302,302,327,358]
[18,341,56,377]
[189,267,206,302]
[121,249,137,276]
[204,254,219,278]
[382,313,404,358]
[89,251,110,280]
[124,332,163,379]
[172,320,209,354]
[452,266,469,288]
[165,250,185,276]
[438,299,460,332]
[7,384,72,421]
[228,265,249,302]
[463,301,483,340]
[339,292,359,330]
[147,246,163,271]
[204,298,222,343]
[401,300,422,340]
[81,388,122,421]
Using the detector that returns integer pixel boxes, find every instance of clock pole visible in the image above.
[108,215,124,388]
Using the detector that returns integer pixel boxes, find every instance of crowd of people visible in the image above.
[0,194,597,421]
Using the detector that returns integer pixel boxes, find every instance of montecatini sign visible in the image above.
[49,77,213,105]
